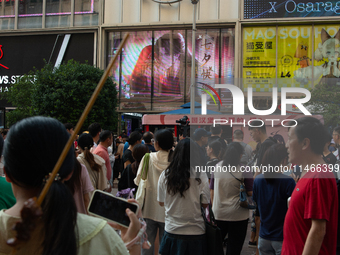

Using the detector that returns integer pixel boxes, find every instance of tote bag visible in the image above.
[135,153,150,209]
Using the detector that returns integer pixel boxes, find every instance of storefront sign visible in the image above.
[0,33,94,107]
[244,0,340,19]
[243,25,340,91]
[243,27,276,92]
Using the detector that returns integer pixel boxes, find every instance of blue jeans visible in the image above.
[258,236,282,255]
[142,218,165,255]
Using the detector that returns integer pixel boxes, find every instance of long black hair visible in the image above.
[131,144,149,175]
[154,129,174,162]
[4,116,78,255]
[261,143,288,183]
[165,138,200,197]
[65,156,82,195]
[222,142,244,167]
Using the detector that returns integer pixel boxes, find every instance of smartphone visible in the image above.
[88,190,139,228]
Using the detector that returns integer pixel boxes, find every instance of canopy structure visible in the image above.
[160,102,221,115]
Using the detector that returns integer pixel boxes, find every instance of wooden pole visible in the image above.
[36,33,129,206]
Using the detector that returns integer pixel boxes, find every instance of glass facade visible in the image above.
[0,0,15,29]
[107,28,235,112]
[0,0,98,29]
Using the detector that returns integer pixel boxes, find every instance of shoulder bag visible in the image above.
[229,171,256,210]
[135,153,150,209]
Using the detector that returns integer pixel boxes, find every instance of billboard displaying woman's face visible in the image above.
[107,28,235,112]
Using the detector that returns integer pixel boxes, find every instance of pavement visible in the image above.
[112,181,257,255]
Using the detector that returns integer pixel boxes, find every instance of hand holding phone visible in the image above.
[88,190,139,228]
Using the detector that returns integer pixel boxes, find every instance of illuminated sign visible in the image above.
[244,0,340,19]
[0,46,8,70]
[0,33,94,107]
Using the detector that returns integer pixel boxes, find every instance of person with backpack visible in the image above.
[212,142,254,255]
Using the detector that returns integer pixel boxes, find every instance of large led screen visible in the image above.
[107,28,235,112]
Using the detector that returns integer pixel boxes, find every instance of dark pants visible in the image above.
[216,219,248,255]
[142,218,165,255]
[159,231,208,255]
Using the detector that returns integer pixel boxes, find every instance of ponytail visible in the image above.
[2,116,78,255]
[42,181,78,255]
[84,148,101,172]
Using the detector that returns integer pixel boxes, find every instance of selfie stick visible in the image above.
[36,33,129,206]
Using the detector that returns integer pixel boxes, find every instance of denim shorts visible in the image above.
[159,231,208,255]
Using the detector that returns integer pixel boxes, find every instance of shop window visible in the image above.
[313,25,340,87]
[220,28,235,112]
[107,31,121,99]
[243,26,276,92]
[0,0,15,30]
[74,0,99,27]
[243,24,340,92]
[0,0,15,16]
[107,28,235,112]
[277,25,313,90]
[18,0,43,14]
[46,0,71,14]
[187,29,220,112]
[108,31,153,111]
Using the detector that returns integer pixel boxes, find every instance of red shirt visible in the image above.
[93,144,112,181]
[282,169,338,255]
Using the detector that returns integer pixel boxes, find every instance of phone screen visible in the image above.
[88,191,138,227]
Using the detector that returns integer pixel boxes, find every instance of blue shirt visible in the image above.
[252,173,295,241]
[123,140,145,153]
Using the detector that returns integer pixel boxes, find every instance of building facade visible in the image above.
[0,0,338,132]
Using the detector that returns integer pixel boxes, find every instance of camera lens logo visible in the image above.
[197,82,223,107]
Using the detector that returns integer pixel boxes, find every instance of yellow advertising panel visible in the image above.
[312,25,340,87]
[243,27,276,92]
[277,26,313,90]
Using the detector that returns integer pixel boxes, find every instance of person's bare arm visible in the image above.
[83,193,90,213]
[210,190,214,206]
[302,219,326,255]
[124,160,131,169]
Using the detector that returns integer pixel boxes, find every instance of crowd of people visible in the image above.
[0,116,339,255]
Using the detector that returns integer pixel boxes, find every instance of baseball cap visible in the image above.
[193,128,211,141]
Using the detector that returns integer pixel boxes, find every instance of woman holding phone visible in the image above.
[0,116,142,255]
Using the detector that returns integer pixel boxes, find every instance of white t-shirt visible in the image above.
[157,168,210,235]
[212,162,249,221]
[134,150,171,222]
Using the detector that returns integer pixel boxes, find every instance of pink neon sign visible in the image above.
[0,0,94,18]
